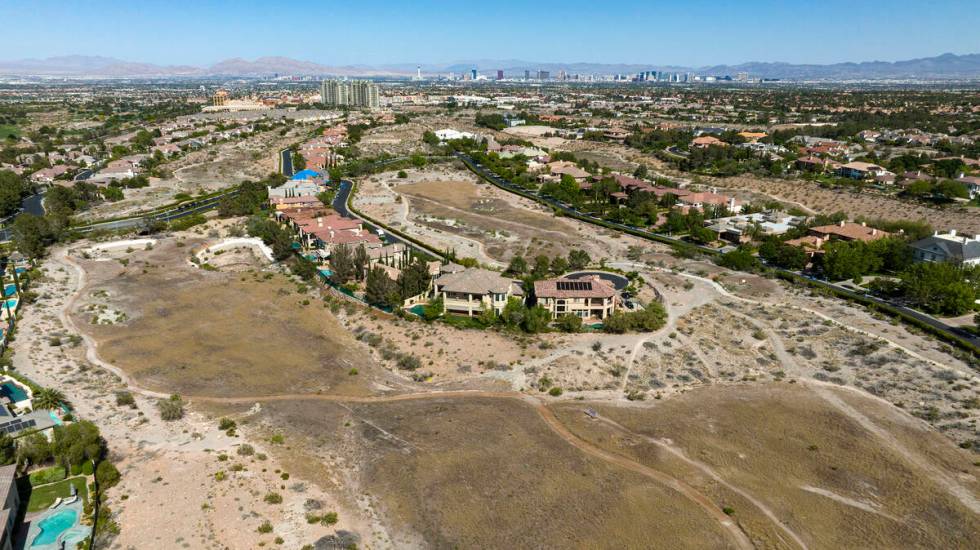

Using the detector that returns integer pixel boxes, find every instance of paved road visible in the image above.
[455,152,980,350]
[332,179,444,259]
[280,149,293,177]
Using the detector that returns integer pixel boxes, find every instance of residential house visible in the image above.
[956,175,980,200]
[910,230,980,266]
[808,221,891,243]
[30,165,71,183]
[691,135,726,149]
[837,161,893,180]
[533,276,618,321]
[705,211,803,243]
[432,268,523,317]
[0,464,19,550]
[268,178,322,199]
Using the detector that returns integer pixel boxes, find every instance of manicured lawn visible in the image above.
[28,466,66,487]
[27,477,88,512]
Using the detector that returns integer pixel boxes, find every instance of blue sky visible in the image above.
[4,0,980,67]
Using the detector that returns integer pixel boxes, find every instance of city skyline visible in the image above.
[3,0,980,68]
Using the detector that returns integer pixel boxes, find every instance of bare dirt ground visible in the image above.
[77,125,303,221]
[12,242,370,549]
[353,165,651,265]
[710,175,980,233]
[11,207,979,548]
[553,383,980,549]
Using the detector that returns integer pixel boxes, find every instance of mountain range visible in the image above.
[2,53,980,80]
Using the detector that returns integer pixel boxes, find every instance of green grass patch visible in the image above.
[0,125,19,140]
[29,466,67,487]
[26,477,88,512]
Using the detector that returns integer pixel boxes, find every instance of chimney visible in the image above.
[317,217,323,227]
[871,229,877,236]
[839,220,845,227]
[861,222,866,227]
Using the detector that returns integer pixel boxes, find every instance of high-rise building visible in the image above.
[537,70,550,80]
[471,68,478,80]
[320,79,379,109]
[524,69,530,81]
[496,69,504,80]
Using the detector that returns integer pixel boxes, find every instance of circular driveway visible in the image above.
[563,271,630,290]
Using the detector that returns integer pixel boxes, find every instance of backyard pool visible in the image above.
[31,507,77,547]
[318,269,333,279]
[0,381,29,403]
[2,284,15,297]
[2,299,17,310]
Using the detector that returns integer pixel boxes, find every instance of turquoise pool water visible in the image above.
[318,269,333,278]
[2,284,14,297]
[2,299,16,309]
[32,508,77,547]
[0,381,29,402]
[408,305,425,316]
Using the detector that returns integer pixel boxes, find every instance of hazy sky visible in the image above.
[4,0,980,67]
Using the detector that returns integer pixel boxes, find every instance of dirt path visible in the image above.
[805,381,980,515]
[533,401,754,550]
[594,415,810,550]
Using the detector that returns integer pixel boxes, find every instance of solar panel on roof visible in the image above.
[556,281,592,291]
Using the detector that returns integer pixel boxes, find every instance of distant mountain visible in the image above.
[0,55,406,78]
[2,53,980,80]
[698,53,980,80]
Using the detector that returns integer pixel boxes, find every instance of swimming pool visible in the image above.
[1,299,17,310]
[318,269,333,279]
[2,284,15,297]
[32,507,77,547]
[0,381,29,403]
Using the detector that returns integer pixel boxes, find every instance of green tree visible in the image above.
[329,244,356,284]
[365,265,399,308]
[523,305,552,333]
[820,240,881,281]
[422,295,444,320]
[506,255,528,275]
[0,434,15,466]
[550,256,569,275]
[555,313,582,333]
[0,170,26,217]
[501,297,527,327]
[567,249,590,270]
[33,387,66,410]
[532,255,551,279]
[353,244,370,281]
[717,247,759,271]
[397,258,431,298]
[900,262,978,315]
[12,214,53,259]
[17,433,52,465]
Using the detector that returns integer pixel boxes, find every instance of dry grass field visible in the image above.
[72,238,394,398]
[253,396,737,549]
[553,383,980,549]
[51,223,978,549]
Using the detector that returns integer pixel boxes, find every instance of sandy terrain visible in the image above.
[10,206,978,548]
[710,175,980,234]
[353,166,653,265]
[11,243,374,549]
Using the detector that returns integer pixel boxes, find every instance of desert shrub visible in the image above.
[264,492,283,504]
[157,395,184,421]
[218,418,236,431]
[115,391,135,407]
[257,521,273,534]
[237,444,255,456]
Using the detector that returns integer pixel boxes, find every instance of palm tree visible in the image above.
[32,387,66,411]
